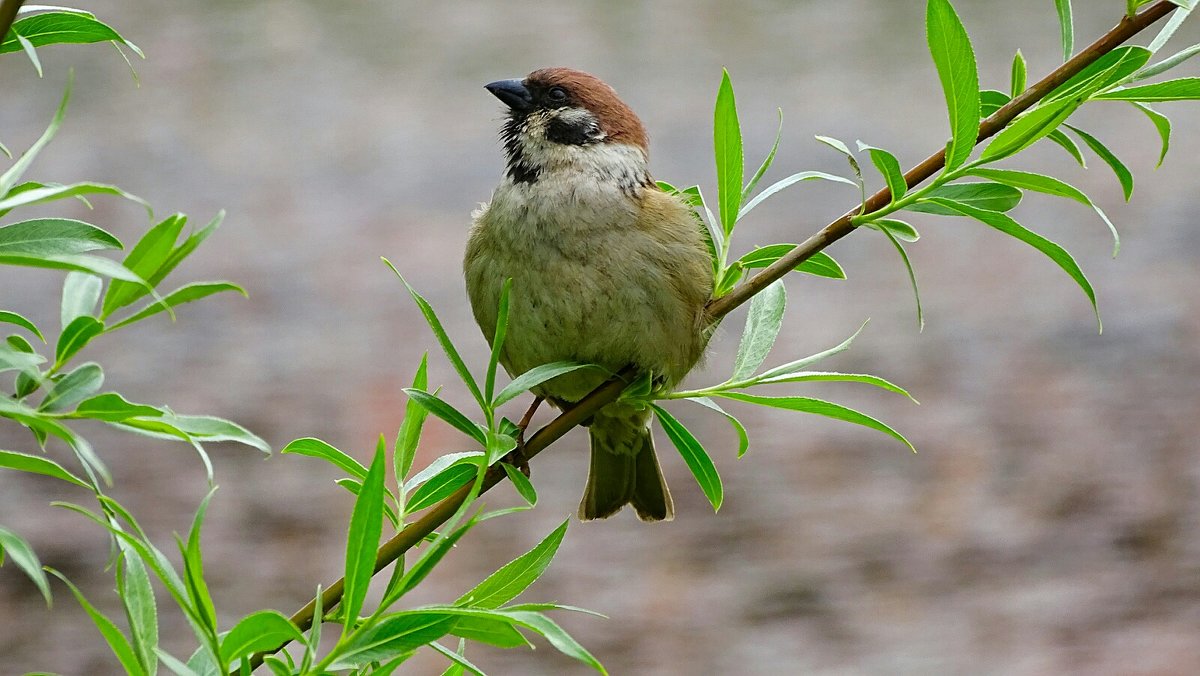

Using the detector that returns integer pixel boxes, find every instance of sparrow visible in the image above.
[464,67,714,521]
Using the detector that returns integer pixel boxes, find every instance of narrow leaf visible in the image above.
[684,396,750,458]
[403,388,487,445]
[739,170,856,220]
[1068,125,1134,201]
[493,362,595,407]
[342,440,387,635]
[0,449,89,486]
[736,245,846,279]
[281,437,368,479]
[651,404,722,512]
[1130,102,1171,167]
[742,108,783,203]
[1011,49,1027,97]
[980,98,1079,162]
[60,271,101,329]
[731,279,786,381]
[456,520,568,609]
[1055,0,1074,62]
[0,527,53,605]
[857,141,907,203]
[1094,77,1200,101]
[502,462,538,506]
[396,354,430,484]
[0,310,44,342]
[714,68,744,235]
[716,392,916,453]
[108,282,246,331]
[909,182,1022,214]
[39,361,103,412]
[0,218,121,256]
[924,197,1100,330]
[0,73,70,196]
[927,0,981,171]
[219,611,304,664]
[48,569,144,673]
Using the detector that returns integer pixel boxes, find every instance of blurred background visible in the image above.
[2,1,1199,673]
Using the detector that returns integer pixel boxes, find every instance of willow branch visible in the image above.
[251,2,1179,668]
[0,0,27,46]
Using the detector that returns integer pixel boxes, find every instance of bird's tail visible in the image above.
[579,407,673,522]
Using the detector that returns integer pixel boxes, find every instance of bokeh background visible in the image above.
[3,1,1199,673]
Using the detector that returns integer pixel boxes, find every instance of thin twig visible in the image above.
[0,0,27,46]
[249,2,1179,668]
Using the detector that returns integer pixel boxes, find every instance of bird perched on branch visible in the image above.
[465,67,714,521]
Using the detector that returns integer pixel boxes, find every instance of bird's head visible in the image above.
[485,68,650,186]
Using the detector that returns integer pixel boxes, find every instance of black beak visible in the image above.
[485,78,533,112]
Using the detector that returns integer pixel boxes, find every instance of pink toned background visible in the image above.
[3,1,1199,673]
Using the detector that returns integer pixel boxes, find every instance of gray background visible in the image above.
[2,1,1199,673]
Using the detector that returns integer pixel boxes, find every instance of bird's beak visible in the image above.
[485,79,533,112]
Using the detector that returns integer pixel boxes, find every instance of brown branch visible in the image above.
[249,1,1179,668]
[0,0,27,46]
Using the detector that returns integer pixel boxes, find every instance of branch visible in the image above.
[250,1,1180,667]
[0,0,26,46]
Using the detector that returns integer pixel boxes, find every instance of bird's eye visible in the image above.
[547,86,569,102]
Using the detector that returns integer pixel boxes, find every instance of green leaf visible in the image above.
[0,218,121,256]
[71,392,163,421]
[117,545,158,675]
[502,462,537,506]
[0,397,109,484]
[716,392,916,453]
[968,167,1120,256]
[406,463,477,514]
[403,388,487,445]
[451,616,531,649]
[485,278,512,404]
[220,611,304,664]
[102,214,188,317]
[1146,5,1194,56]
[493,361,596,407]
[108,282,246,331]
[0,73,70,196]
[60,271,101,329]
[342,440,387,635]
[1045,47,1150,102]
[1,10,143,55]
[0,182,149,219]
[0,310,44,342]
[14,32,41,75]
[1011,49,1027,97]
[431,641,484,676]
[923,197,1100,331]
[457,519,567,609]
[980,97,1080,162]
[404,452,485,494]
[742,108,783,204]
[871,224,924,329]
[683,396,750,458]
[857,142,907,203]
[1095,77,1200,101]
[651,404,722,512]
[1130,102,1171,167]
[754,371,917,401]
[909,182,1022,214]
[979,88,1011,116]
[0,341,44,375]
[1068,125,1134,201]
[0,449,89,486]
[731,279,786,381]
[332,612,458,668]
[0,253,151,290]
[382,518,477,608]
[55,315,103,366]
[714,68,744,235]
[1046,129,1087,166]
[281,437,367,478]
[385,260,486,412]
[0,527,52,605]
[755,320,869,381]
[40,361,103,412]
[151,212,224,289]
[396,354,430,488]
[336,477,401,528]
[181,489,219,649]
[1054,0,1073,61]
[411,607,607,674]
[485,429,517,466]
[926,0,981,171]
[736,245,846,279]
[738,171,857,220]
[1136,43,1200,81]
[48,569,145,674]
[868,218,920,242]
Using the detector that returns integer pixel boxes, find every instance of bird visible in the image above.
[464,67,714,522]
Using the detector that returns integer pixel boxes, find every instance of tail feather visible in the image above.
[579,414,673,522]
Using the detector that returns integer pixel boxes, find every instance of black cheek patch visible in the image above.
[546,115,603,146]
